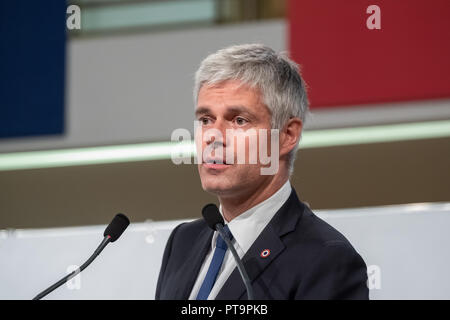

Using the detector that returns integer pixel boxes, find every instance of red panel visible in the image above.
[288,0,450,108]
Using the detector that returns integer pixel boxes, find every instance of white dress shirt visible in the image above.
[188,180,292,300]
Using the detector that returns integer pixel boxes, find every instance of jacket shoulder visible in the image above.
[172,218,209,240]
[165,218,211,256]
[295,204,357,249]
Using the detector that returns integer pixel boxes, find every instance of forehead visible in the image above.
[196,80,265,113]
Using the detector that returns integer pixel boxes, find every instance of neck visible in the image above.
[219,172,289,222]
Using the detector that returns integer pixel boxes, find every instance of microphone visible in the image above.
[32,213,130,300]
[202,204,254,300]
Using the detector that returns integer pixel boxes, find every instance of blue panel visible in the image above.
[0,1,66,139]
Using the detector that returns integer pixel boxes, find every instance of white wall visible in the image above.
[2,202,450,300]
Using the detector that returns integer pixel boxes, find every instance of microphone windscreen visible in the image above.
[104,213,130,242]
[202,204,224,231]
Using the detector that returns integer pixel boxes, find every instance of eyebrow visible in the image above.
[195,106,211,117]
[195,105,255,118]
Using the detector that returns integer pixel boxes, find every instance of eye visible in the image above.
[199,117,212,126]
[235,117,248,126]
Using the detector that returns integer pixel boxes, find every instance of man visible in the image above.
[155,44,369,300]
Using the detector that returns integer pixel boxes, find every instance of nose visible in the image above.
[205,118,227,148]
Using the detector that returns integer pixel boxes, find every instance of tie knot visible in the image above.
[216,225,233,250]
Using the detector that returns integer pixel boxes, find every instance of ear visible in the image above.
[280,117,303,157]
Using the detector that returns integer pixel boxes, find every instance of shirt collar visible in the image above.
[213,180,292,254]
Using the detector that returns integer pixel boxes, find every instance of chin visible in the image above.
[201,178,234,196]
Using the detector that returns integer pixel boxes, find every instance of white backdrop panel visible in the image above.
[1,202,449,300]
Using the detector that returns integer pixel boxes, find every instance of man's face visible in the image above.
[195,80,275,199]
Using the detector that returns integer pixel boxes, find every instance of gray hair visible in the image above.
[194,43,309,175]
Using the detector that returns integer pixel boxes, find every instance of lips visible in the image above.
[203,157,230,170]
[204,157,227,165]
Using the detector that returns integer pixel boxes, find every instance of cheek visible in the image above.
[259,129,279,159]
[194,128,203,152]
[239,130,275,165]
[195,130,212,162]
[226,130,259,163]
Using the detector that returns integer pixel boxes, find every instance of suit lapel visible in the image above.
[171,226,213,299]
[215,188,305,300]
[215,224,285,299]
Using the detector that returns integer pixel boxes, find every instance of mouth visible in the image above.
[202,158,231,170]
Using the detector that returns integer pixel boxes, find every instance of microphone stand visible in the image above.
[216,224,254,300]
[32,235,111,300]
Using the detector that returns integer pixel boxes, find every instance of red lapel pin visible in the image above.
[260,249,271,258]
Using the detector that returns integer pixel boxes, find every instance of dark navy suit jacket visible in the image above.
[155,188,369,300]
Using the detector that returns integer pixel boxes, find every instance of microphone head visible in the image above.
[202,204,224,231]
[104,213,130,242]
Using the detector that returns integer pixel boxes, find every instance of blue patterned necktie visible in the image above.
[196,225,233,300]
